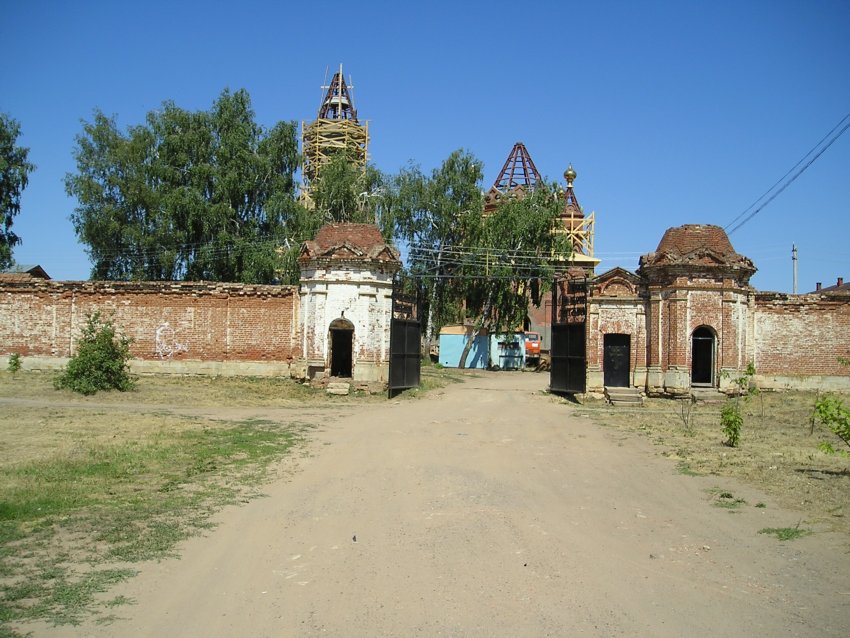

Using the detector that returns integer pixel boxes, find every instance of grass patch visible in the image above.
[758,525,812,541]
[0,404,310,632]
[677,462,701,477]
[713,491,747,510]
[584,390,850,536]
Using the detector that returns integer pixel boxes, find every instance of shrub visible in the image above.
[719,362,757,447]
[813,395,850,454]
[8,352,21,375]
[55,312,134,395]
[721,402,742,447]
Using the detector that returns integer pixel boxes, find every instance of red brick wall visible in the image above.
[0,280,300,362]
[754,292,850,376]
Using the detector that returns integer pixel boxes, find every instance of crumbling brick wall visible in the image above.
[0,280,300,363]
[754,292,850,377]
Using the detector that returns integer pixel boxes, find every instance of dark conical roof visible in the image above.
[484,142,542,213]
[317,66,358,121]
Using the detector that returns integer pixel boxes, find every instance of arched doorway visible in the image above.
[691,326,715,386]
[329,317,354,378]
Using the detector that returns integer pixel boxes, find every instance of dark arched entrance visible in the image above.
[691,326,715,386]
[329,317,354,378]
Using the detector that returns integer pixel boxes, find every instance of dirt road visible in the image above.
[54,373,849,637]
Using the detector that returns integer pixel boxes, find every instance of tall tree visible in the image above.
[65,89,302,283]
[312,153,389,231]
[456,183,572,368]
[0,114,35,269]
[390,150,483,344]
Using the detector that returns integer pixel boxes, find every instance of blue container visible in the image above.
[438,328,489,368]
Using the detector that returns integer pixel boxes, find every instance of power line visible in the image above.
[725,111,850,235]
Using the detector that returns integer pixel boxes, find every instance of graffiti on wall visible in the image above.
[155,322,188,359]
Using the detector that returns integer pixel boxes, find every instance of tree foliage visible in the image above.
[0,114,35,269]
[55,312,134,395]
[456,183,571,368]
[312,152,388,231]
[390,150,484,342]
[65,89,302,283]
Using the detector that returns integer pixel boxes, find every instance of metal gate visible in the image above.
[549,276,588,394]
[388,276,422,398]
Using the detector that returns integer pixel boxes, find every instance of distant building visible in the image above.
[812,277,848,293]
[0,264,50,282]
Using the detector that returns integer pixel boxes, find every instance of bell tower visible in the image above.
[301,65,369,206]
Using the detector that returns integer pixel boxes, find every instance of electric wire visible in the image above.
[724,111,850,236]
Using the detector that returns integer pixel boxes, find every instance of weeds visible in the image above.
[678,395,697,433]
[677,462,701,477]
[714,491,747,510]
[758,523,812,541]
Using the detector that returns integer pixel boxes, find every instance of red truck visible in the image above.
[525,331,541,365]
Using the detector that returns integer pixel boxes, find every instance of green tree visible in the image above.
[390,150,484,344]
[55,312,134,395]
[65,89,302,283]
[0,114,35,269]
[457,183,571,368]
[312,153,388,229]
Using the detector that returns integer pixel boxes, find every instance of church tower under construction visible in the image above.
[301,65,369,206]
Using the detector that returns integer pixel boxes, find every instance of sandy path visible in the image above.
[46,373,849,637]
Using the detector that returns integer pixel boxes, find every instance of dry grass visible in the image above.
[579,391,850,536]
[0,369,371,408]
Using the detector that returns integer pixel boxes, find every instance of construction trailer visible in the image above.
[438,326,527,370]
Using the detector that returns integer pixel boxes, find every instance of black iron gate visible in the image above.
[549,276,588,394]
[388,276,422,398]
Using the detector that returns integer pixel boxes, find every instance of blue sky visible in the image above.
[2,0,848,292]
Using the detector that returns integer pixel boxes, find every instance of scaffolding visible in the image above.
[301,65,369,206]
[483,142,542,215]
[556,166,599,266]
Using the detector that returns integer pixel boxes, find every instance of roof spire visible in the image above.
[562,164,582,219]
[318,64,358,121]
[483,142,542,214]
[492,142,542,192]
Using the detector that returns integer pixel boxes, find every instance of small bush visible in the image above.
[813,394,850,454]
[721,402,742,447]
[8,352,22,375]
[719,362,756,447]
[55,311,134,395]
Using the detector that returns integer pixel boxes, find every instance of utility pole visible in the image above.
[792,244,798,294]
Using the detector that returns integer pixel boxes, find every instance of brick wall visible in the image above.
[754,292,850,377]
[0,280,299,363]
